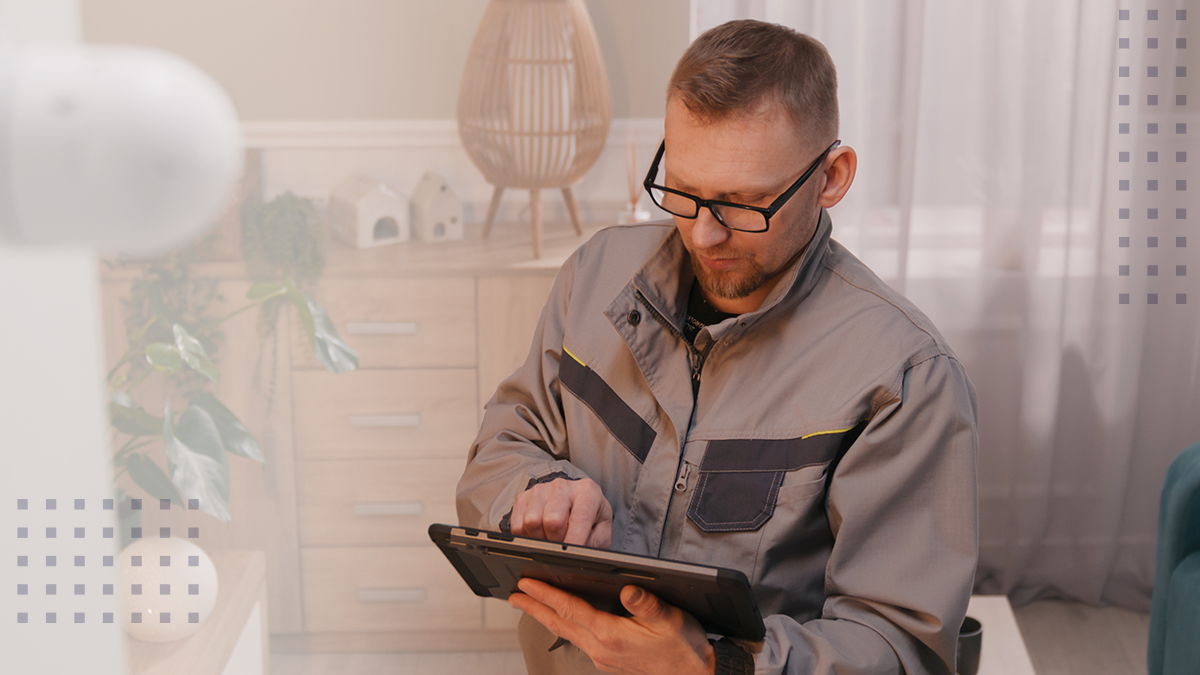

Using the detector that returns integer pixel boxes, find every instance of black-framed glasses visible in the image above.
[643,139,841,233]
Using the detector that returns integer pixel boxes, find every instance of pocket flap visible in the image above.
[699,432,848,473]
[687,426,863,533]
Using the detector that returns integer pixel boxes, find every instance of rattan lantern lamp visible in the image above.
[458,0,612,258]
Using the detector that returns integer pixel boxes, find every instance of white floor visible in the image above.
[269,600,1151,675]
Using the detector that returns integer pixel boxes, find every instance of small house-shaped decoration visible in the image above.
[329,173,410,249]
[410,171,463,243]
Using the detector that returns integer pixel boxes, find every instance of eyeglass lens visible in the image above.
[647,186,767,231]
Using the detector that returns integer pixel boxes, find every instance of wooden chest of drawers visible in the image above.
[292,369,479,460]
[296,459,463,546]
[289,278,477,371]
[287,270,556,649]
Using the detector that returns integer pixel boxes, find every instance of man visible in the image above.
[457,19,978,675]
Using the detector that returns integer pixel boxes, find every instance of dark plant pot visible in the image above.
[957,616,983,675]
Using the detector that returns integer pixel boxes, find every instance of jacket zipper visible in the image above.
[635,289,710,555]
[674,462,691,492]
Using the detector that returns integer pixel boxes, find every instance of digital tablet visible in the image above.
[428,523,766,641]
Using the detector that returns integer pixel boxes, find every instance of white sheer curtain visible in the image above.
[693,0,1200,609]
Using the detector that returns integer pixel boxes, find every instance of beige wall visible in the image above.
[586,0,690,119]
[81,0,690,121]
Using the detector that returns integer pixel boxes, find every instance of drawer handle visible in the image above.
[349,414,421,428]
[358,588,426,603]
[353,502,424,517]
[347,322,418,335]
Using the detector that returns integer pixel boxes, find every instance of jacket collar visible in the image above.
[630,208,834,338]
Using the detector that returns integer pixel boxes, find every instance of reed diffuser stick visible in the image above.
[619,128,651,224]
[627,128,641,208]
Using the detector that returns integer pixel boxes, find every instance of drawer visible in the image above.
[296,459,463,546]
[292,278,476,369]
[293,369,478,459]
[302,546,482,633]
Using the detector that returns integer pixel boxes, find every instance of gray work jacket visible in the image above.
[457,209,979,675]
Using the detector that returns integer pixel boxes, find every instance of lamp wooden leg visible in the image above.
[561,187,583,235]
[530,188,542,259]
[482,186,504,239]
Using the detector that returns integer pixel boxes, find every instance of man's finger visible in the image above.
[509,494,528,537]
[542,484,573,542]
[517,578,600,630]
[513,489,547,540]
[509,592,580,645]
[563,485,602,545]
[585,519,612,549]
[620,585,669,623]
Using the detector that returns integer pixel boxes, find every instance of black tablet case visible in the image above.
[429,523,766,641]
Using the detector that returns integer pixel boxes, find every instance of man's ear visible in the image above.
[817,146,857,209]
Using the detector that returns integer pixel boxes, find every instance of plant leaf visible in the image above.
[247,282,285,300]
[191,393,265,464]
[305,295,359,374]
[173,323,220,386]
[109,391,163,437]
[109,399,164,436]
[145,343,183,372]
[162,400,231,522]
[126,453,185,508]
[284,278,316,347]
[197,334,220,357]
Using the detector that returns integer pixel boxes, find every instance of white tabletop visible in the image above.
[966,595,1038,675]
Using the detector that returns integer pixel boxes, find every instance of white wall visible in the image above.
[0,0,79,45]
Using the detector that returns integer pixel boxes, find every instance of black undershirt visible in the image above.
[681,280,735,399]
[682,279,738,344]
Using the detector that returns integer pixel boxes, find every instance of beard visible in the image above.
[690,252,769,300]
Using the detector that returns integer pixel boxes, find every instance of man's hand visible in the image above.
[511,477,613,547]
[509,578,715,675]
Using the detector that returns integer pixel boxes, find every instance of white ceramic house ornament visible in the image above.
[458,0,612,258]
[410,171,464,243]
[328,173,410,249]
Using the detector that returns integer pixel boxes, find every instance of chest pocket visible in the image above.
[687,424,863,533]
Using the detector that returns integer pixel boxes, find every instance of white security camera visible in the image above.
[0,45,242,252]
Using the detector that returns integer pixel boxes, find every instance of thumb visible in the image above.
[621,585,666,621]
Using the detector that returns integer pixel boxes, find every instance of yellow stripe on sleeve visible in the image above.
[562,346,587,368]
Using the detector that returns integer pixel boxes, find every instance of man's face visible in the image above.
[662,98,824,313]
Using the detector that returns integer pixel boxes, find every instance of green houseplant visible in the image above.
[106,236,356,526]
[241,191,328,412]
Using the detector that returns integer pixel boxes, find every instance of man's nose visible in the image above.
[690,206,731,250]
